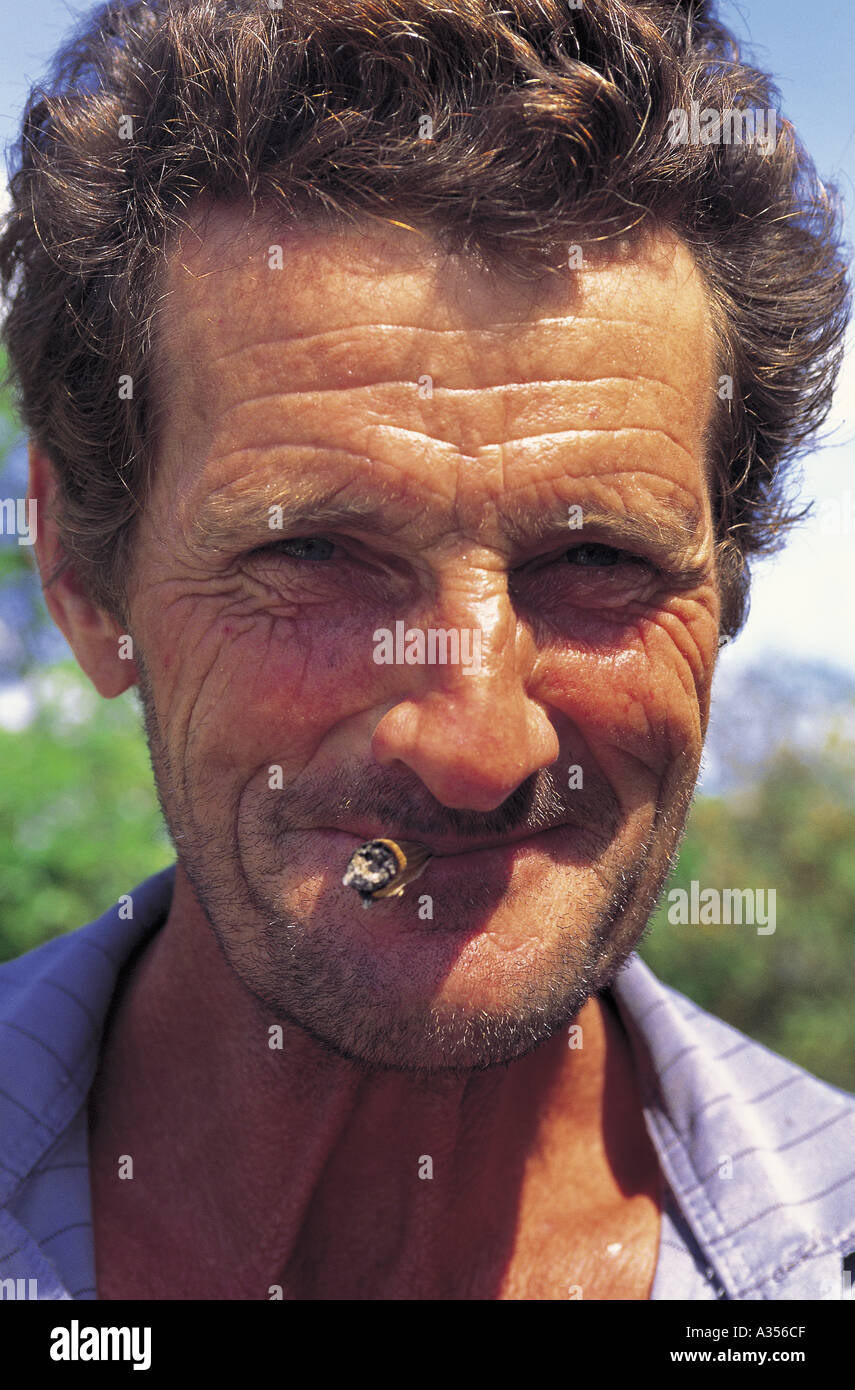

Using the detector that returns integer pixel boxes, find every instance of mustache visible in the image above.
[267,760,620,846]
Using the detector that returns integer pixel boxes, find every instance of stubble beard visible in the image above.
[134,653,693,1074]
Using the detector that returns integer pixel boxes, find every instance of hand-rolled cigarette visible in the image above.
[342,837,433,907]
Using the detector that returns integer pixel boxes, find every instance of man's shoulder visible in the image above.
[0,866,176,1199]
[0,864,175,1007]
[611,954,855,1299]
[613,950,855,1117]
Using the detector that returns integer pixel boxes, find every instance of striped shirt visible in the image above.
[1,864,854,1300]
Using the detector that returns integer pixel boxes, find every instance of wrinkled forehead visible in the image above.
[155,205,717,427]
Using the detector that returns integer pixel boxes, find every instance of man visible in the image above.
[0,0,853,1300]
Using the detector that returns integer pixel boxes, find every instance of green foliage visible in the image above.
[641,738,855,1091]
[0,350,18,446]
[0,664,171,961]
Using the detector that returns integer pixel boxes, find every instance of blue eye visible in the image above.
[565,543,623,567]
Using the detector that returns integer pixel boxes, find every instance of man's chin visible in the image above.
[183,836,661,1072]
[249,982,598,1074]
[235,907,640,1074]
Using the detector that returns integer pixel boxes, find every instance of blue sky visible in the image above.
[0,0,853,687]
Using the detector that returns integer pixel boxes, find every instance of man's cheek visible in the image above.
[655,593,720,709]
[535,627,709,780]
[163,609,386,770]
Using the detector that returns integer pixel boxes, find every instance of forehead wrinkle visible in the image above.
[480,423,698,455]
[188,320,708,405]
[204,382,701,481]
[164,341,712,492]
[198,314,698,359]
[206,385,704,476]
[208,373,690,414]
[156,298,714,456]
[156,220,718,549]
[158,208,715,376]
[164,223,711,346]
[159,251,713,375]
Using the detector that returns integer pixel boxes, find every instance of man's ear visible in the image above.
[28,442,139,698]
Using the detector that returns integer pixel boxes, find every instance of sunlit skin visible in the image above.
[31,212,720,1299]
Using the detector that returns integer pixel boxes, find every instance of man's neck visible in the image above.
[87,877,662,1299]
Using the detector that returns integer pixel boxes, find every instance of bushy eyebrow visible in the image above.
[192,484,396,551]
[192,484,710,582]
[503,504,709,581]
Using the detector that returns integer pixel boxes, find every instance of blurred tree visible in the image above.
[641,734,855,1091]
[702,654,855,793]
[0,663,171,962]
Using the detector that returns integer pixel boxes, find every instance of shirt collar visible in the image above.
[0,866,174,1208]
[609,953,855,1299]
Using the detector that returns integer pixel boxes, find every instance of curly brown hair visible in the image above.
[0,0,849,637]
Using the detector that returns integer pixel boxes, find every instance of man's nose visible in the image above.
[369,589,559,813]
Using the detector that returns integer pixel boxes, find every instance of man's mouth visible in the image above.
[339,826,572,907]
[335,825,569,858]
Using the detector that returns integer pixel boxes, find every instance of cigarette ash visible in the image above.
[342,840,401,906]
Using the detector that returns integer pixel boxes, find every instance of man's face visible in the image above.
[127,213,719,1070]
